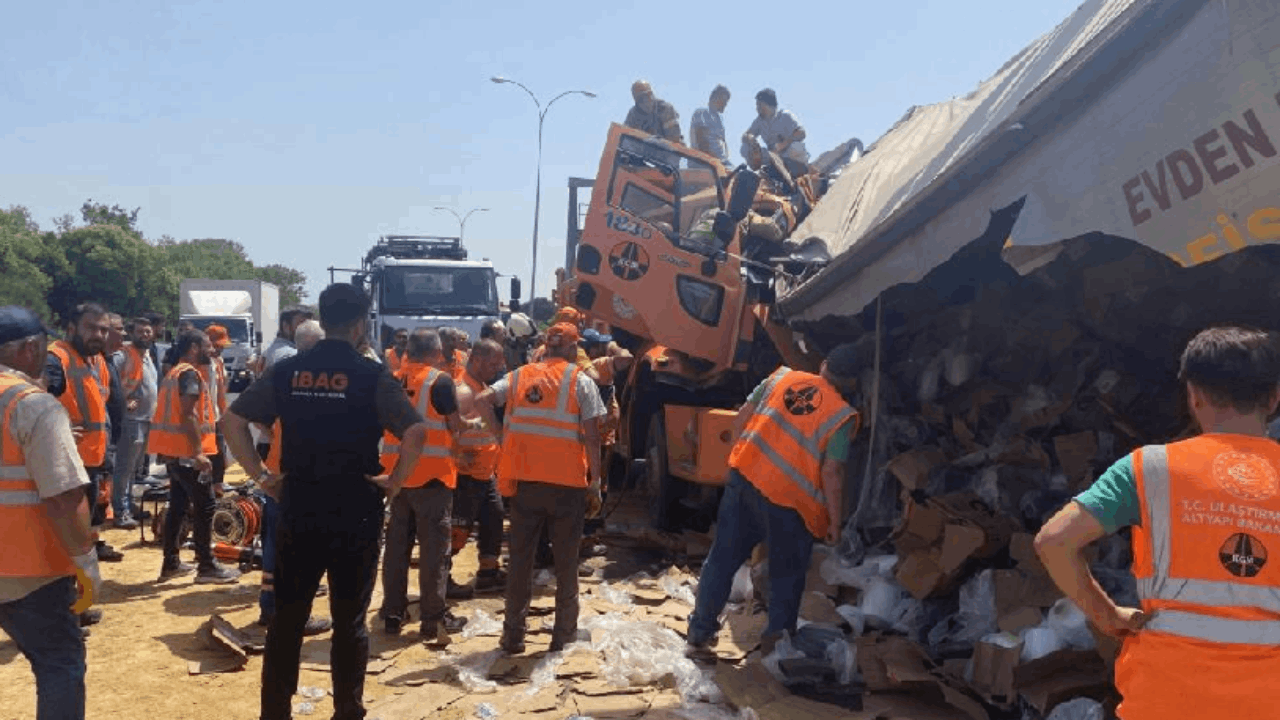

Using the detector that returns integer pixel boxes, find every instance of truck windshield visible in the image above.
[612,135,722,254]
[381,266,498,316]
[188,317,250,343]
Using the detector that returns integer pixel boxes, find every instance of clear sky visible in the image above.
[2,0,1085,303]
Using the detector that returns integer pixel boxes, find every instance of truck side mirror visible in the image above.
[510,300,521,313]
[510,277,522,301]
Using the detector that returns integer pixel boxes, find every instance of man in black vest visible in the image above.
[222,283,428,720]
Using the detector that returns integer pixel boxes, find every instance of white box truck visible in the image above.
[179,279,280,391]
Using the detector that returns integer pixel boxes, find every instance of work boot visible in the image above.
[445,577,475,600]
[548,629,591,652]
[79,608,104,627]
[499,632,525,656]
[421,621,451,647]
[113,514,140,530]
[383,614,404,636]
[158,559,196,581]
[257,614,333,637]
[195,562,241,585]
[96,541,124,562]
[474,568,507,594]
[443,611,469,634]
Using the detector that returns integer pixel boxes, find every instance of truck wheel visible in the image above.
[644,415,680,531]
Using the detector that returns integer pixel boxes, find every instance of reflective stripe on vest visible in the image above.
[148,363,217,457]
[0,374,76,577]
[121,344,145,394]
[54,344,108,432]
[496,360,588,492]
[1136,443,1280,644]
[413,369,453,460]
[505,363,581,441]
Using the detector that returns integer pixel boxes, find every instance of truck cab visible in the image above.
[358,236,503,346]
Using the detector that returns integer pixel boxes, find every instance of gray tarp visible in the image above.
[780,0,1280,322]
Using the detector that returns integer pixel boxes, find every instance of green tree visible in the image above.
[0,206,57,318]
[80,200,140,233]
[46,223,157,321]
[254,263,308,307]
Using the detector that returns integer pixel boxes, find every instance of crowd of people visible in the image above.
[624,80,811,177]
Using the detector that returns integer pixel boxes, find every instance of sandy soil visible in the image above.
[0,466,720,720]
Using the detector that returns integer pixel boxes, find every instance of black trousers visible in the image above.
[261,503,382,720]
[163,462,216,567]
[452,474,505,560]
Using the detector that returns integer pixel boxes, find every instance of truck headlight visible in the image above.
[676,275,724,327]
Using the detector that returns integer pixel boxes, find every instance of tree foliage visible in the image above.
[0,203,308,328]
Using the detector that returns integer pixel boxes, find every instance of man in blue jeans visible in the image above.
[0,306,103,719]
[687,344,860,657]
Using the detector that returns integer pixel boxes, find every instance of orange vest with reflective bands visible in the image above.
[147,363,218,458]
[728,367,857,539]
[119,344,146,396]
[380,364,456,489]
[1116,435,1280,719]
[496,358,587,496]
[385,348,402,373]
[455,371,501,479]
[198,359,227,416]
[48,341,109,467]
[265,420,283,474]
[0,374,76,578]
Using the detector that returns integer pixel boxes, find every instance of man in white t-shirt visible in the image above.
[690,85,731,167]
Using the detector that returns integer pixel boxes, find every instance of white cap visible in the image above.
[507,313,537,339]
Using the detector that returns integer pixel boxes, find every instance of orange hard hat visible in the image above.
[205,324,231,349]
[545,322,581,347]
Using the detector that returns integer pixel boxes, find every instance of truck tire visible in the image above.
[644,414,680,532]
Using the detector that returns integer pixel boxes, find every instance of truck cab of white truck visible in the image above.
[178,279,280,392]
[356,236,512,348]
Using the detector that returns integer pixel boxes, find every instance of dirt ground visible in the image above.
[0,464,741,720]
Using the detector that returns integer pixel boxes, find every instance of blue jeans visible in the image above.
[259,495,279,619]
[0,577,86,720]
[688,470,815,645]
[112,419,150,517]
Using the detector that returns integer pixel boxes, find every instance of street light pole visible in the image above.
[432,206,489,243]
[491,76,596,306]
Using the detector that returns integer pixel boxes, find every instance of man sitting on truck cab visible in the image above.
[687,344,861,659]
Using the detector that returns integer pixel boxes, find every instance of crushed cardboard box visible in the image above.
[891,492,1020,599]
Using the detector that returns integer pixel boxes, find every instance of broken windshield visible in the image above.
[611,135,722,252]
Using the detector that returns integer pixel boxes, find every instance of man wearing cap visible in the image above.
[202,325,232,486]
[741,89,810,179]
[475,322,607,654]
[687,345,862,658]
[0,306,102,720]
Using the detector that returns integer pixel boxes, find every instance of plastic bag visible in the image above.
[835,604,866,636]
[820,554,897,591]
[296,687,327,700]
[953,570,998,645]
[765,627,857,686]
[582,612,722,704]
[595,582,633,606]
[1045,697,1105,720]
[728,564,753,604]
[860,577,906,630]
[293,703,315,716]
[661,574,697,605]
[1047,598,1095,651]
[462,609,503,639]
[443,650,501,694]
[760,630,808,684]
[525,651,565,695]
[1019,625,1066,662]
[534,569,555,587]
[475,702,498,719]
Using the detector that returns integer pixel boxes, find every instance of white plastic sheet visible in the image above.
[461,609,503,639]
[1047,598,1096,650]
[820,554,897,591]
[1045,697,1106,720]
[661,575,697,605]
[728,564,754,604]
[582,612,722,704]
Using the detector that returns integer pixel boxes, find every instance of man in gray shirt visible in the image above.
[742,88,810,178]
[110,318,158,529]
[690,85,732,167]
[625,80,683,144]
[262,307,315,373]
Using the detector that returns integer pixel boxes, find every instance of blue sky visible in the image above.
[2,0,1084,303]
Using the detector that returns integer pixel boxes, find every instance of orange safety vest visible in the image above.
[385,348,403,373]
[727,367,857,539]
[265,420,283,474]
[147,363,218,458]
[48,341,109,467]
[496,358,587,496]
[455,371,501,479]
[380,364,456,489]
[119,344,147,396]
[1116,435,1280,719]
[0,374,76,578]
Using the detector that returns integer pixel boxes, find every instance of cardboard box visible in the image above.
[969,635,1023,707]
[887,447,949,491]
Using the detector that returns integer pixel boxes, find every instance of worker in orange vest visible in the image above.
[149,329,241,585]
[474,322,607,654]
[377,328,477,644]
[687,344,861,657]
[448,339,509,596]
[1036,326,1280,719]
[439,326,471,381]
[0,306,102,720]
[384,327,408,373]
[45,303,122,571]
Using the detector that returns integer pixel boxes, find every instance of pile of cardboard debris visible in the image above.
[770,239,1280,719]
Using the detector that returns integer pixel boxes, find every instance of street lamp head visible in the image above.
[582,91,598,98]
[490,76,508,84]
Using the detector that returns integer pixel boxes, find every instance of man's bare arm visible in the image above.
[43,487,94,557]
[820,456,845,544]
